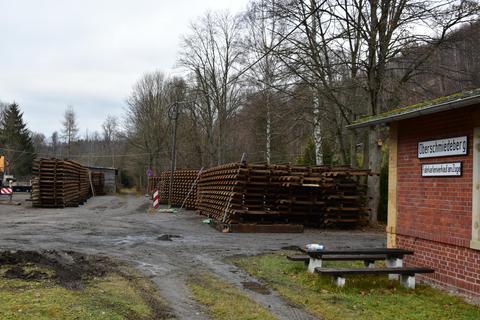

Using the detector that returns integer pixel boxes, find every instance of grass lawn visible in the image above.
[231,251,480,320]
[0,263,172,320]
[187,273,277,320]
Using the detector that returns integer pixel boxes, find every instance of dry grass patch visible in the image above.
[0,250,173,320]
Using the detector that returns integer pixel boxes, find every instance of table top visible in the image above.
[299,247,414,258]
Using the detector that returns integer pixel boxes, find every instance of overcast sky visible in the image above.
[0,0,250,138]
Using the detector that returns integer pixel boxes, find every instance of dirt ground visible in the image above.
[0,193,385,320]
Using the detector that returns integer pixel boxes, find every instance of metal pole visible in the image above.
[168,103,179,207]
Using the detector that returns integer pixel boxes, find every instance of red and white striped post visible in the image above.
[1,187,13,201]
[153,190,159,209]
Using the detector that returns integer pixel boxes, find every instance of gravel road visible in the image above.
[0,193,385,319]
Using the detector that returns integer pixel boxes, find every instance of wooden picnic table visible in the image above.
[288,246,432,289]
[299,248,414,259]
[297,247,414,275]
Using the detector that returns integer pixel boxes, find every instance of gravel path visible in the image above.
[0,193,385,319]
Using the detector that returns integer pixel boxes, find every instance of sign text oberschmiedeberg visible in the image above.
[418,136,467,158]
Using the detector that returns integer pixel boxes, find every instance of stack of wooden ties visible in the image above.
[32,158,91,208]
[195,162,370,230]
[156,170,200,209]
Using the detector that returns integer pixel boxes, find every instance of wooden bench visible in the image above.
[299,248,414,278]
[316,267,434,289]
[287,254,387,268]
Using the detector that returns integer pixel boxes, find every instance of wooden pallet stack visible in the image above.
[196,162,370,229]
[267,165,332,226]
[32,158,91,208]
[324,168,370,225]
[155,170,200,208]
[274,165,370,226]
[91,172,105,196]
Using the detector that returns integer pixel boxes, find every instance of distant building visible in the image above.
[349,88,480,298]
[85,166,118,194]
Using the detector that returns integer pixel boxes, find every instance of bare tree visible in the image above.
[266,0,478,221]
[51,131,59,157]
[243,0,290,164]
[102,115,118,143]
[345,0,478,222]
[0,101,7,124]
[125,72,172,172]
[61,106,79,159]
[32,132,46,154]
[102,115,119,167]
[179,11,244,165]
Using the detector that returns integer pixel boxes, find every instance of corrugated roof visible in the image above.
[347,88,480,129]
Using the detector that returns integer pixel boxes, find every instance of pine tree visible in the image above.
[0,103,35,177]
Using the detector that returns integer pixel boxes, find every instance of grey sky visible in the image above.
[0,0,249,138]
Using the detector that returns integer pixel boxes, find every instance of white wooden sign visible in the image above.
[418,136,467,158]
[421,162,462,177]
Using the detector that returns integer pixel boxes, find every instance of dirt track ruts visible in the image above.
[0,194,385,320]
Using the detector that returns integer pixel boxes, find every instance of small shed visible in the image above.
[86,165,118,194]
[349,88,480,298]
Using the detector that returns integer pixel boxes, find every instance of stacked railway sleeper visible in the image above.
[196,162,370,228]
[196,163,244,222]
[91,172,105,196]
[155,170,200,209]
[157,171,169,203]
[270,165,370,226]
[79,167,90,204]
[32,158,92,208]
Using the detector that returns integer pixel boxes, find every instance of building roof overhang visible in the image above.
[347,88,480,129]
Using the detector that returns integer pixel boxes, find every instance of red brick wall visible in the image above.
[397,235,480,296]
[395,105,480,296]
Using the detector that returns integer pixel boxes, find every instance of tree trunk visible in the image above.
[217,117,225,165]
[266,94,272,165]
[313,94,323,165]
[206,131,216,167]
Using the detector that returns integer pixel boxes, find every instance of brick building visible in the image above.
[350,89,480,297]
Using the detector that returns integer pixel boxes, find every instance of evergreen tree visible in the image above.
[0,103,35,177]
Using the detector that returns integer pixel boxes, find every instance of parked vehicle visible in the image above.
[2,175,32,193]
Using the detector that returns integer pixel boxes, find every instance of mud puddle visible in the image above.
[241,281,271,295]
[0,250,112,289]
[157,234,182,241]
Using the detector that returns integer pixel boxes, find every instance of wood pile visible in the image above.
[196,162,370,227]
[91,172,105,196]
[196,163,244,222]
[79,167,90,204]
[154,170,200,209]
[32,158,92,208]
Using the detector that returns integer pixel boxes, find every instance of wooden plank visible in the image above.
[387,122,398,248]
